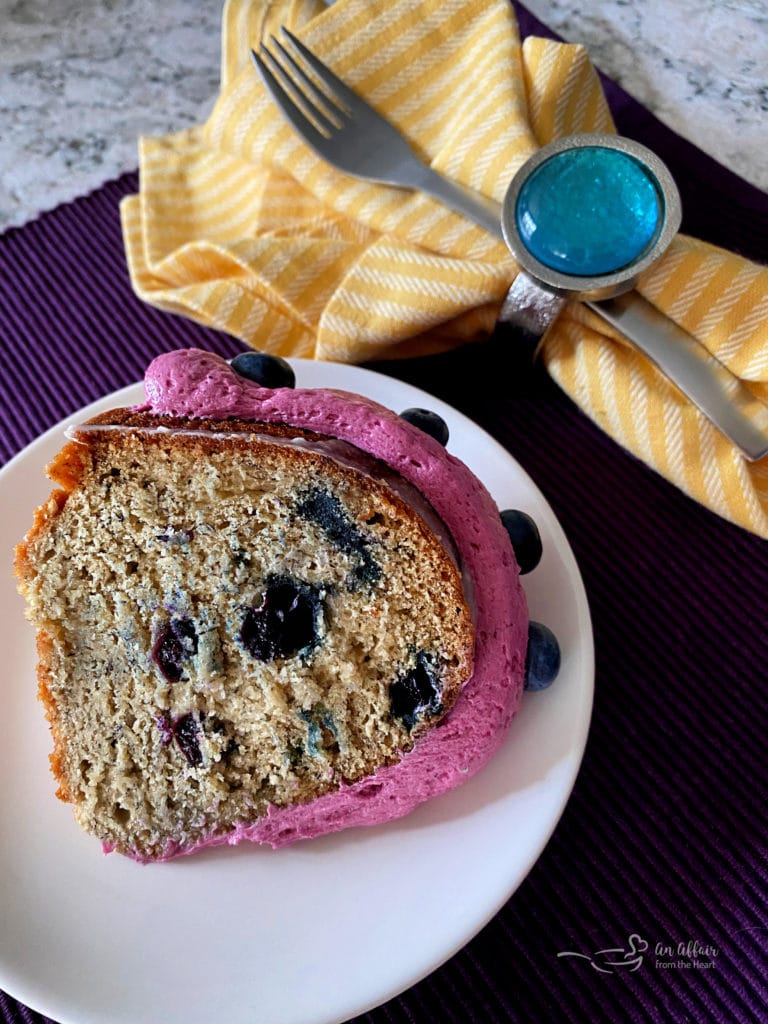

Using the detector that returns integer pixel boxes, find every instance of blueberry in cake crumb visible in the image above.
[524,622,561,690]
[172,713,203,766]
[239,575,323,661]
[500,509,542,575]
[152,618,198,682]
[389,651,443,730]
[399,408,450,446]
[299,709,322,758]
[231,351,296,389]
[299,706,338,758]
[156,712,204,766]
[295,488,381,588]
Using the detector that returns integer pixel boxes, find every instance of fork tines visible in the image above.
[251,28,354,140]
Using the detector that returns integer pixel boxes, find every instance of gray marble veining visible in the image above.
[523,0,767,194]
[1,0,221,230]
[0,0,766,232]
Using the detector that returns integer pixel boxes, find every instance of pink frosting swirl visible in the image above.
[132,349,527,859]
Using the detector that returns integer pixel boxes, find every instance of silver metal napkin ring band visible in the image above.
[497,133,682,335]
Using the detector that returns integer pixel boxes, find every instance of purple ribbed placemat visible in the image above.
[1,5,766,1023]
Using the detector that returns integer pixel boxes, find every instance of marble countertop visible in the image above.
[1,0,766,233]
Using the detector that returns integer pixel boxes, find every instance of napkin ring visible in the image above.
[498,133,681,333]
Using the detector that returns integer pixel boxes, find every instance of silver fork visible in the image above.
[251,29,768,460]
[250,28,504,237]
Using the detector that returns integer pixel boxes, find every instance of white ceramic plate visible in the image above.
[0,361,593,1024]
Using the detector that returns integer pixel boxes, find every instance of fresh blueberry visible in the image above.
[389,651,443,730]
[173,713,203,766]
[399,408,449,446]
[239,576,322,661]
[231,351,296,388]
[152,619,198,682]
[524,622,561,691]
[500,509,543,575]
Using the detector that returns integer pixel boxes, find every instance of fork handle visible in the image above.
[411,165,506,240]
[588,292,768,460]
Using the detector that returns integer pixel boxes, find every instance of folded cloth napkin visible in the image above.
[121,0,768,539]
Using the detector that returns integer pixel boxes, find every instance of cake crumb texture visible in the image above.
[15,420,473,859]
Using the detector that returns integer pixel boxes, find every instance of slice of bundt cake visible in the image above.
[15,348,544,862]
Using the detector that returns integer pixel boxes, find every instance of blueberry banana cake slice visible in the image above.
[15,349,557,862]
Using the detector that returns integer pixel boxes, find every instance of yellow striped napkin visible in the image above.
[121,0,768,538]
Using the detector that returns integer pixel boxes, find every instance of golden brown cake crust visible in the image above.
[16,490,73,804]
